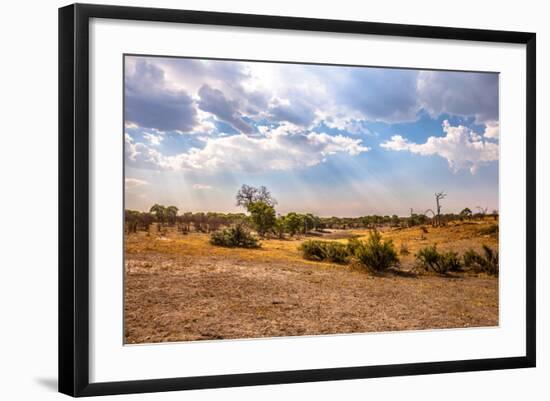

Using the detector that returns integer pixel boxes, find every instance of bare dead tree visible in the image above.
[476,206,488,220]
[434,191,447,227]
[424,208,436,227]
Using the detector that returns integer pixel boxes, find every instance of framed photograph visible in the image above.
[59,3,536,397]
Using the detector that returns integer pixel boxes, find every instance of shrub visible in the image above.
[478,224,499,237]
[210,224,260,248]
[354,230,399,272]
[463,248,481,268]
[299,240,349,264]
[346,237,362,255]
[399,242,410,255]
[463,245,499,276]
[416,245,441,272]
[440,251,462,272]
[299,240,326,261]
[416,245,461,274]
[480,245,499,275]
[323,242,350,263]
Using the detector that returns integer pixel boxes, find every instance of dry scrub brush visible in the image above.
[354,230,399,272]
[299,240,349,264]
[210,224,260,248]
[463,245,499,276]
[415,245,461,274]
[300,230,399,271]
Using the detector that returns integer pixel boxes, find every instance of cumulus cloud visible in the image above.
[142,132,163,146]
[380,120,498,174]
[125,177,148,189]
[268,96,317,127]
[154,57,251,94]
[125,133,170,170]
[330,68,421,123]
[417,71,499,124]
[320,114,373,136]
[126,56,500,143]
[145,57,270,120]
[125,123,369,173]
[197,84,255,134]
[125,60,198,132]
[329,68,499,125]
[483,120,500,139]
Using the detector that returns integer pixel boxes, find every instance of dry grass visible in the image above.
[124,219,499,344]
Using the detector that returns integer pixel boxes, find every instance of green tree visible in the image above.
[284,212,302,236]
[165,205,179,225]
[273,216,286,239]
[391,214,400,227]
[302,213,316,234]
[247,201,276,238]
[125,209,140,234]
[460,207,473,220]
[193,212,206,232]
[149,204,166,225]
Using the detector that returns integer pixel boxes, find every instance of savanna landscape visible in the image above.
[124,186,499,344]
[124,56,500,344]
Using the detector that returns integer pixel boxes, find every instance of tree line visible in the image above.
[125,185,498,236]
[124,207,247,235]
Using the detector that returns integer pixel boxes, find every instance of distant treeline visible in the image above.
[125,207,248,234]
[125,203,498,236]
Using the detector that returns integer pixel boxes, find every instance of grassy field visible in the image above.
[124,219,499,344]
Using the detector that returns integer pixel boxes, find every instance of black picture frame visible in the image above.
[59,3,536,397]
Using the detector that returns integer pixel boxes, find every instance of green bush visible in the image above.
[463,246,499,276]
[323,242,349,264]
[416,245,462,274]
[346,237,362,255]
[416,245,441,272]
[440,251,462,272]
[354,230,399,272]
[480,245,499,276]
[210,224,260,248]
[463,248,481,268]
[299,240,326,261]
[299,240,349,264]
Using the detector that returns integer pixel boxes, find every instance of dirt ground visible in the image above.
[124,220,499,344]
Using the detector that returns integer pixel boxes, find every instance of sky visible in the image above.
[124,55,499,217]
